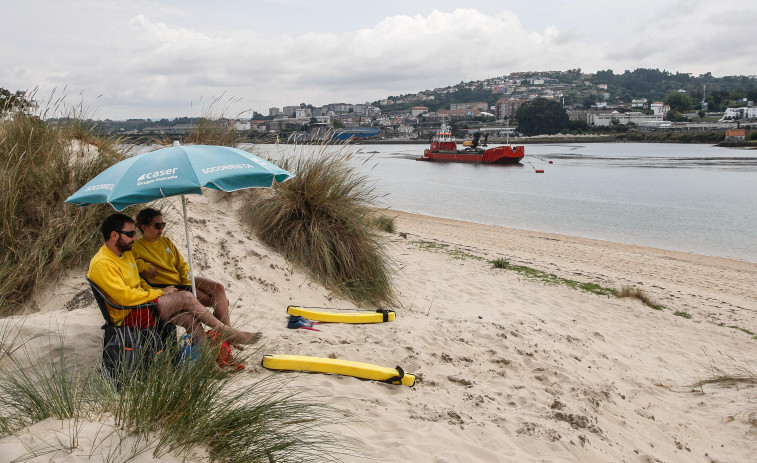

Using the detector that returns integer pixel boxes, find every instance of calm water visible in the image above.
[253,142,757,263]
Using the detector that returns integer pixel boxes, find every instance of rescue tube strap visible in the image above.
[376,309,391,322]
[382,366,405,384]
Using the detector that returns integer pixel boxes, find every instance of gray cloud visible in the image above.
[2,1,755,119]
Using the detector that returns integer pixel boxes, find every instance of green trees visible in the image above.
[663,91,694,113]
[515,98,569,135]
[0,88,33,115]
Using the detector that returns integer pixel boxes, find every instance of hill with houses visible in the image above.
[83,68,757,140]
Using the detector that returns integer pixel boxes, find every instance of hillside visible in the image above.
[374,68,757,113]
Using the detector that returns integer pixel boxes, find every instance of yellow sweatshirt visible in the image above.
[87,245,164,324]
[131,236,191,286]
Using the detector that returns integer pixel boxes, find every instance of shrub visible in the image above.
[490,258,510,269]
[617,285,660,309]
[239,145,395,305]
[0,107,127,315]
[371,214,395,233]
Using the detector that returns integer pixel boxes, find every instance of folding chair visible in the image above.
[87,277,176,347]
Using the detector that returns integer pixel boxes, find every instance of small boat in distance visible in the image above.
[417,124,524,164]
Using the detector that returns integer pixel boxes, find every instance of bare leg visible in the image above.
[194,276,231,325]
[168,312,205,340]
[156,291,259,345]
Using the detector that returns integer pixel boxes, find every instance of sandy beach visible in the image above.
[1,193,756,462]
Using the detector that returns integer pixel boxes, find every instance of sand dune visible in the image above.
[1,194,756,462]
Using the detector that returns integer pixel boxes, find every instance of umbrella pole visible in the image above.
[181,195,198,297]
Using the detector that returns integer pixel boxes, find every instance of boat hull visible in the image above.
[418,145,524,164]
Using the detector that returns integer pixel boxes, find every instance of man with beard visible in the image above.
[88,213,258,345]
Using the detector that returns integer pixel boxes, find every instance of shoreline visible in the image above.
[389,209,757,336]
[388,209,755,266]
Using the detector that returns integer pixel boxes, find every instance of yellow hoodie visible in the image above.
[132,235,191,286]
[87,245,163,324]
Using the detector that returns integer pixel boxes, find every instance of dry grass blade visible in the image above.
[183,94,250,147]
[691,348,757,389]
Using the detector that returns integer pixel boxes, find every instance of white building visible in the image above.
[587,111,663,127]
[411,106,429,117]
[234,121,251,131]
[651,102,670,117]
[631,98,648,108]
[721,107,757,120]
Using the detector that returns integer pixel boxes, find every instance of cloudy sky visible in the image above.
[2,0,755,120]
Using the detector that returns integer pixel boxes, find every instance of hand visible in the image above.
[147,265,158,278]
[162,285,179,294]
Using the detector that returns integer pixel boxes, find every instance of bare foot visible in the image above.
[225,329,262,345]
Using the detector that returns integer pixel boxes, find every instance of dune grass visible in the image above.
[183,94,250,147]
[487,257,618,297]
[0,103,128,315]
[371,214,396,233]
[617,285,664,310]
[239,143,396,306]
[491,257,509,269]
[691,349,757,389]
[0,328,348,462]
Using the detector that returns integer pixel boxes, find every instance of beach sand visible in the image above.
[1,194,756,462]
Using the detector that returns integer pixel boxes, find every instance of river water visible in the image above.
[251,142,757,263]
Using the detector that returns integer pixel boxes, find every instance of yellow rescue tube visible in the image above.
[287,306,395,323]
[262,354,415,387]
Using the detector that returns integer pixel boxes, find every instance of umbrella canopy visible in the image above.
[66,144,293,211]
[66,143,294,295]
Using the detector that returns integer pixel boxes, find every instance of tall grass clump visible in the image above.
[0,100,127,315]
[0,328,350,461]
[239,144,395,305]
[183,94,249,147]
[617,285,663,309]
[371,214,395,233]
[490,258,510,269]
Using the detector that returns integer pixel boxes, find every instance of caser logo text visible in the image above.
[137,168,179,182]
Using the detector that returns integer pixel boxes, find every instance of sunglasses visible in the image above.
[116,230,137,238]
[151,222,166,230]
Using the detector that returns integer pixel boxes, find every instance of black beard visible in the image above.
[115,239,133,253]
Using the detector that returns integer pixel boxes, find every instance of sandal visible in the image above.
[206,330,246,370]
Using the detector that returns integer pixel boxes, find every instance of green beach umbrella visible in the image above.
[66,142,294,294]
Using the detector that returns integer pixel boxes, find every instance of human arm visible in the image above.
[167,238,192,285]
[90,260,163,306]
[135,258,158,278]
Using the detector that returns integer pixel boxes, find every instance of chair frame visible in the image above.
[87,277,176,346]
[139,275,192,293]
[87,277,158,326]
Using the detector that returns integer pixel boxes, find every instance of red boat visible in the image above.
[417,124,524,164]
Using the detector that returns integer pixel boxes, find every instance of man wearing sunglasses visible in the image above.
[87,213,258,346]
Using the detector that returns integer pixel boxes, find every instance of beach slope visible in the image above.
[1,196,755,462]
